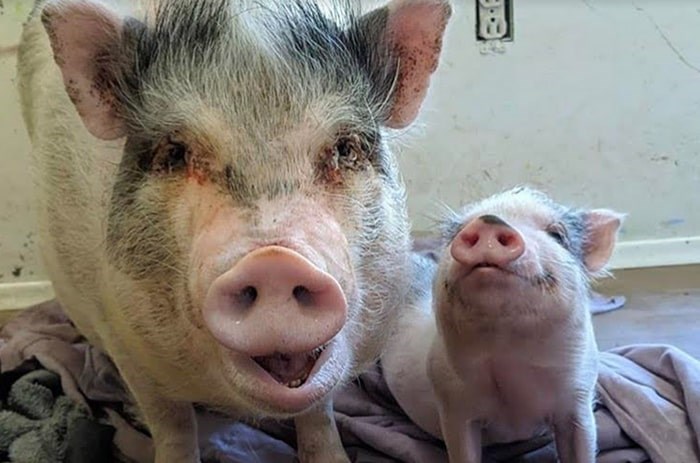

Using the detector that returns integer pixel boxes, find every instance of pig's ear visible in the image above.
[357,0,452,129]
[582,209,626,274]
[41,1,126,140]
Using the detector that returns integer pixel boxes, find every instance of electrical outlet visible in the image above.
[476,0,513,41]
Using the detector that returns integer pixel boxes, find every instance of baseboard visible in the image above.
[0,237,698,311]
[0,281,54,312]
[609,236,700,270]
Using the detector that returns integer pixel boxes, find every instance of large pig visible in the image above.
[16,0,452,461]
[383,187,624,463]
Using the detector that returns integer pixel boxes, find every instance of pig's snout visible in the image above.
[451,215,525,270]
[202,246,348,357]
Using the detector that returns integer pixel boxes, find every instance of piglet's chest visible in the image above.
[469,358,566,443]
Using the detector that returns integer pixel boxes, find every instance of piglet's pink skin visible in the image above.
[383,187,624,463]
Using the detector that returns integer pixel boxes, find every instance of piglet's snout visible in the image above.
[451,215,525,270]
[202,246,347,357]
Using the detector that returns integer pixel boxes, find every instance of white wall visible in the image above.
[399,0,700,267]
[0,1,42,307]
[1,0,699,307]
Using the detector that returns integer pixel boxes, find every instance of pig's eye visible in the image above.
[334,136,361,167]
[320,133,370,184]
[337,140,356,161]
[153,140,190,174]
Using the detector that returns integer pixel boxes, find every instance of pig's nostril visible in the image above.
[234,286,258,309]
[293,285,315,307]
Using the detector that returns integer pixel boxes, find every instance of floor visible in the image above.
[592,264,700,358]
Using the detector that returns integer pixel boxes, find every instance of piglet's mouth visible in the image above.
[468,263,556,289]
[252,344,326,388]
[473,262,500,269]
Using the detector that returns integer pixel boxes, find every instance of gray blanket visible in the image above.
[0,360,115,463]
[1,300,699,463]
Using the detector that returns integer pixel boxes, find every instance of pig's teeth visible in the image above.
[311,344,326,360]
[284,371,311,388]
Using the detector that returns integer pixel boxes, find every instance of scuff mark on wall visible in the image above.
[0,44,18,56]
[634,3,700,75]
[661,218,685,227]
[581,0,595,12]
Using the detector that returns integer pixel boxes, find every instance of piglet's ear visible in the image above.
[583,209,626,274]
[364,0,452,129]
[41,0,126,140]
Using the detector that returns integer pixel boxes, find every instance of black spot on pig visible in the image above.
[479,215,510,227]
[224,165,255,204]
[559,210,586,262]
[107,137,181,281]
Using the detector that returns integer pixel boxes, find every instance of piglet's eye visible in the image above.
[546,225,568,247]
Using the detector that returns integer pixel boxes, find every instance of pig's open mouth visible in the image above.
[252,344,327,388]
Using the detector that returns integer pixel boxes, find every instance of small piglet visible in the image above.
[383,187,624,463]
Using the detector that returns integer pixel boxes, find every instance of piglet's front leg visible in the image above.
[553,401,597,463]
[437,408,481,463]
[295,399,349,463]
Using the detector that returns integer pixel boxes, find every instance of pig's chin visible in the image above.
[227,339,348,415]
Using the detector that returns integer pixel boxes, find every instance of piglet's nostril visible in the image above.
[293,285,314,307]
[461,231,480,247]
[451,217,526,267]
[497,232,517,247]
